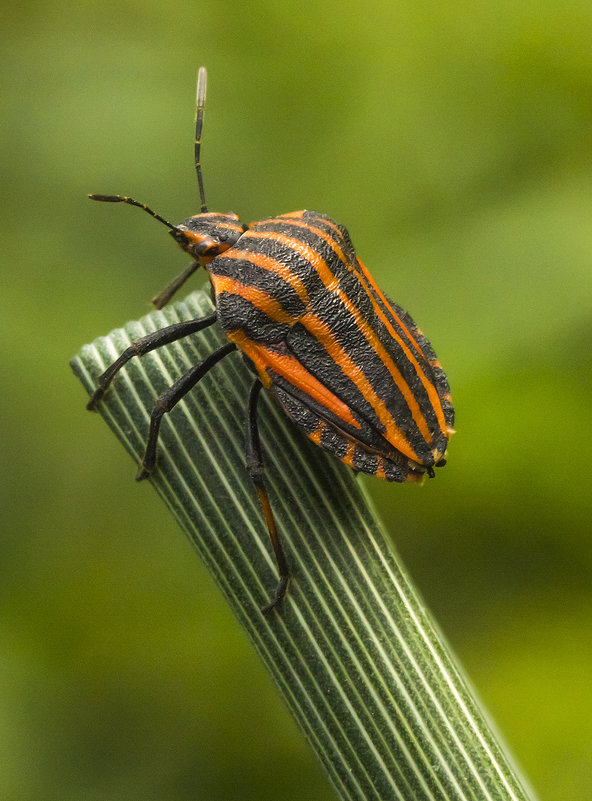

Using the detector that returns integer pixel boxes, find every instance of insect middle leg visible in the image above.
[136,341,237,480]
[245,378,291,613]
[87,313,217,410]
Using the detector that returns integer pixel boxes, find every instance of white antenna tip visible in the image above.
[196,66,207,108]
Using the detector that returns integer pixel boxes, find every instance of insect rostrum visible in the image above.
[87,67,455,613]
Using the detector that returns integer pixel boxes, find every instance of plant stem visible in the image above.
[71,289,538,801]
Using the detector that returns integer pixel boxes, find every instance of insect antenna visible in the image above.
[88,194,177,231]
[194,66,208,213]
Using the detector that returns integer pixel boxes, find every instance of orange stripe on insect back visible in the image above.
[216,222,246,232]
[298,310,421,462]
[274,210,306,219]
[211,275,361,431]
[237,337,362,431]
[212,274,296,326]
[252,213,344,250]
[355,258,425,352]
[329,285,434,442]
[273,215,346,250]
[354,258,448,437]
[247,227,434,446]
[244,228,338,289]
[246,224,348,283]
[343,441,357,469]
[307,422,324,446]
[221,249,310,305]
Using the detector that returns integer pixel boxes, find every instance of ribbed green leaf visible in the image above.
[71,289,538,801]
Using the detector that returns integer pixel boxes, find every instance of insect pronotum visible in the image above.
[87,67,455,612]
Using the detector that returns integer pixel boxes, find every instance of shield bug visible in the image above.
[87,67,455,612]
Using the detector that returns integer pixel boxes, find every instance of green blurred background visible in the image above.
[2,0,591,798]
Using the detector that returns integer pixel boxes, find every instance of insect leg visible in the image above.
[245,378,291,614]
[136,341,236,480]
[152,261,201,309]
[87,313,217,410]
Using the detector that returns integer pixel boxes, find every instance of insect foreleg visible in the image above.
[87,313,218,410]
[152,261,201,309]
[245,378,291,614]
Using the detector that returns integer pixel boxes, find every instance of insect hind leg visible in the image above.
[245,378,291,614]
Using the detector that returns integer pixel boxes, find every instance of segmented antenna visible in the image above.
[195,66,208,213]
[88,194,176,230]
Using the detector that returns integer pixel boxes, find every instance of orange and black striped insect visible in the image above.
[87,67,455,612]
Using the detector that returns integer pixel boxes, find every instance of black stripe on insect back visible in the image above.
[235,221,379,340]
[360,279,455,434]
[247,219,355,288]
[386,298,455,429]
[367,289,437,373]
[273,346,392,455]
[233,226,335,300]
[286,313,436,462]
[271,379,410,482]
[301,211,358,264]
[208,253,307,320]
[215,291,293,344]
[254,211,359,265]
[270,373,389,458]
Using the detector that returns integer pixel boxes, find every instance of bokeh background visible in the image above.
[2,1,591,799]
